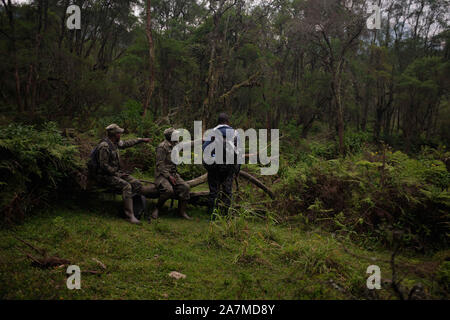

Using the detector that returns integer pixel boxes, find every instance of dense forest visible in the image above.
[0,0,449,300]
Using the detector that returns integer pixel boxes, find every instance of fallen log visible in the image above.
[139,170,274,200]
[189,191,210,198]
[185,171,274,200]
[86,170,274,204]
[15,237,71,269]
[187,174,208,188]
[188,191,210,206]
[237,171,275,199]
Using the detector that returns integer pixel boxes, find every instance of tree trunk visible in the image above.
[333,66,345,155]
[142,0,155,118]
[203,38,217,130]
[3,0,24,112]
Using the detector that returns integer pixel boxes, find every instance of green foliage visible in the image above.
[274,141,450,248]
[344,131,372,154]
[280,235,347,276]
[0,122,82,222]
[436,261,450,294]
[208,209,251,241]
[51,216,70,242]
[177,160,206,181]
[97,100,155,136]
[4,205,446,299]
[93,99,166,173]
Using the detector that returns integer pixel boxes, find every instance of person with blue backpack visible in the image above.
[202,113,241,216]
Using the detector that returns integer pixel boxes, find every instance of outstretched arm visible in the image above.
[118,138,151,149]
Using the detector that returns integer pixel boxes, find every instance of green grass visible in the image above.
[0,199,448,300]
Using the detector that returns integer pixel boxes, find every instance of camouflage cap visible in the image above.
[106,124,124,134]
[164,127,178,140]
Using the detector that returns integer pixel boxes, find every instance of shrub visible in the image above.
[92,99,169,174]
[0,122,82,223]
[344,130,372,154]
[436,261,450,294]
[273,144,450,249]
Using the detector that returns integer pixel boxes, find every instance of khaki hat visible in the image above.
[106,124,124,134]
[164,127,174,136]
[164,127,180,140]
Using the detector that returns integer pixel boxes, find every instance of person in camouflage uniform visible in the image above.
[94,124,151,224]
[152,128,192,220]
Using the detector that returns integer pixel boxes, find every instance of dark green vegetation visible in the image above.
[1,1,449,150]
[274,136,450,249]
[0,0,449,299]
[0,122,449,299]
[1,203,449,299]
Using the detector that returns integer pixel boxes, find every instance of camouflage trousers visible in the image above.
[155,173,190,201]
[96,173,143,200]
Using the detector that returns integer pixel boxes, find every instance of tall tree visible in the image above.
[301,0,367,154]
[143,0,155,117]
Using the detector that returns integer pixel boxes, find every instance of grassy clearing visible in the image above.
[0,199,448,300]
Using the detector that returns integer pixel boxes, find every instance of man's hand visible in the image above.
[169,176,177,185]
[116,171,126,178]
[140,138,151,143]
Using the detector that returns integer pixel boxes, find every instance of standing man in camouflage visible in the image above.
[152,128,192,220]
[93,124,151,224]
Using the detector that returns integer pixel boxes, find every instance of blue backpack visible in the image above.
[203,127,240,175]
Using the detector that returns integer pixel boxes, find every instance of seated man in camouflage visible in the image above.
[152,128,192,220]
[93,124,152,224]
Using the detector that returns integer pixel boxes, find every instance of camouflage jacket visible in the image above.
[97,137,143,176]
[155,140,177,179]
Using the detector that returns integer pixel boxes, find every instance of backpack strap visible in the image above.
[94,138,117,165]
[102,137,115,151]
[213,125,238,154]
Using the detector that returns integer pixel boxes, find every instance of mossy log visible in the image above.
[85,171,274,206]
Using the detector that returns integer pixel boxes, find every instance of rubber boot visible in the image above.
[152,196,168,220]
[178,200,192,220]
[124,197,141,224]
